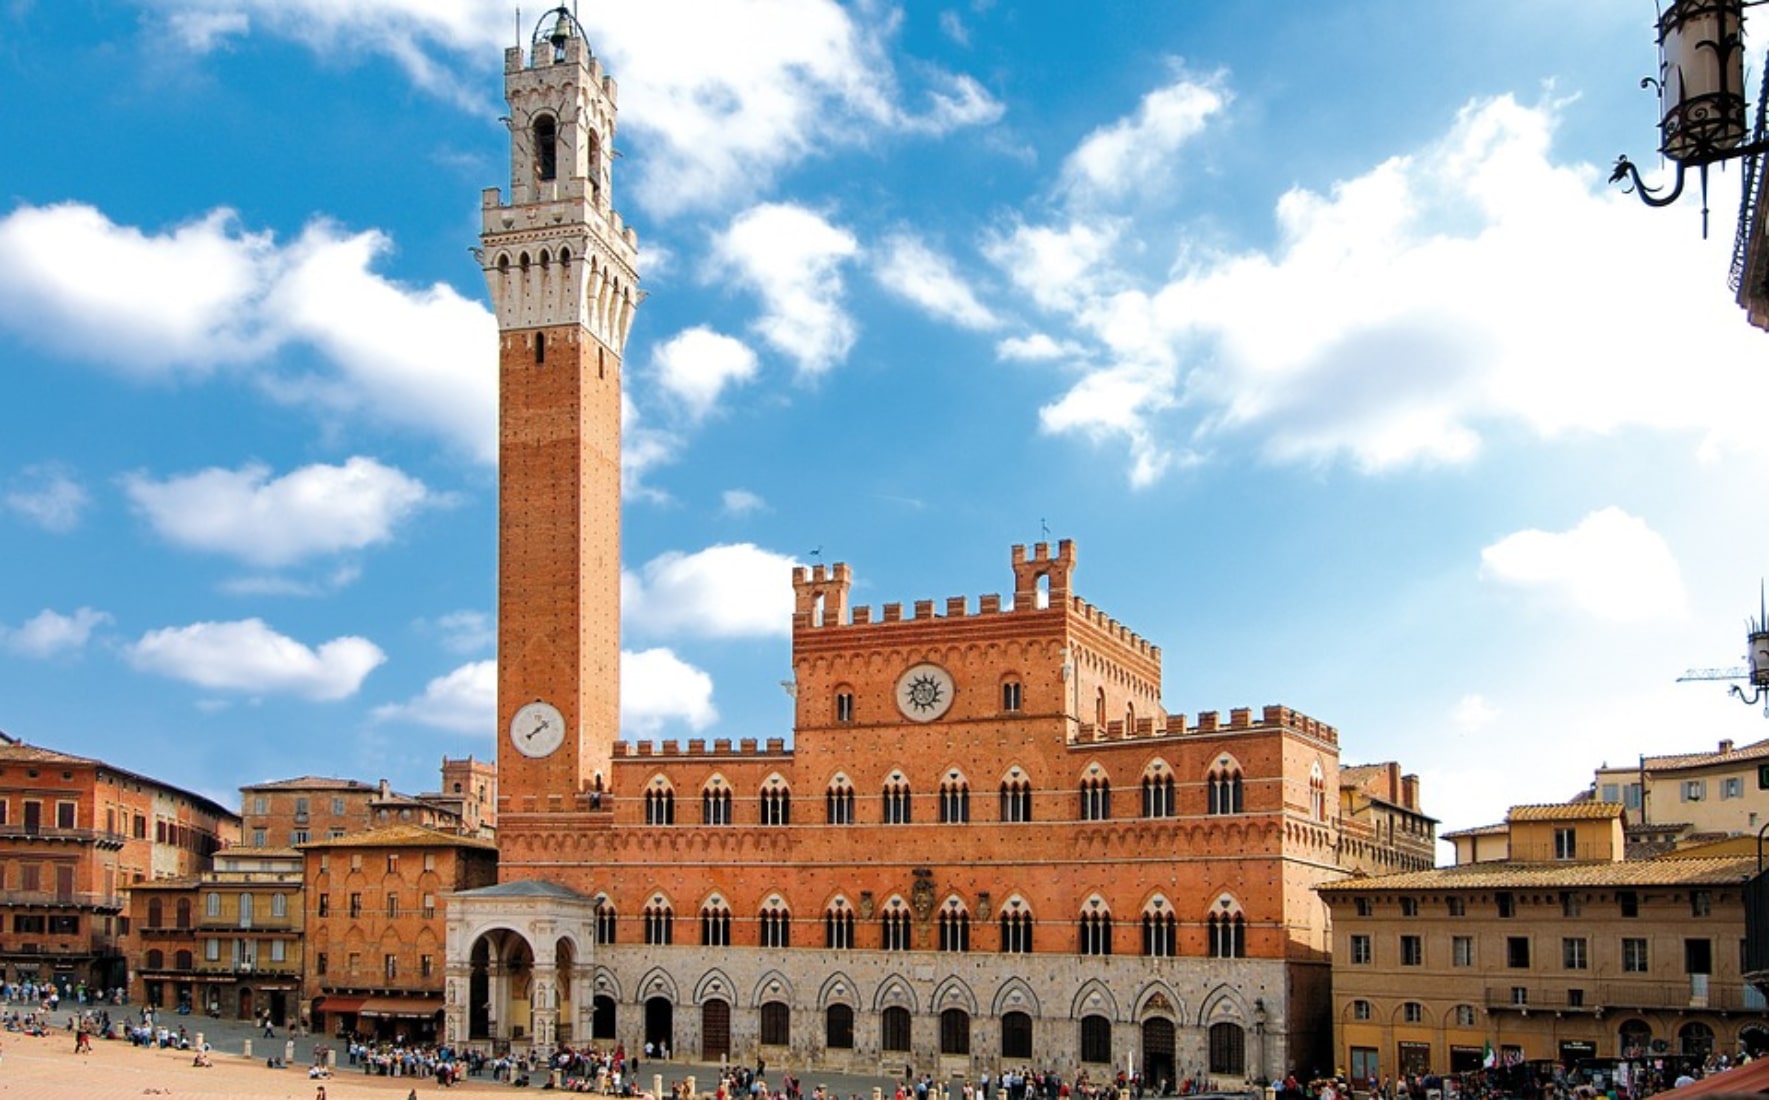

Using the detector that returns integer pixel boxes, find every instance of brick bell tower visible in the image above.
[483,7,638,852]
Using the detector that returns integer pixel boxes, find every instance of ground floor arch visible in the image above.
[702,999,731,1060]
[1143,1016,1177,1090]
[646,996,674,1055]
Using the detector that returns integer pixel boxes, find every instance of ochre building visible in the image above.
[445,9,1432,1089]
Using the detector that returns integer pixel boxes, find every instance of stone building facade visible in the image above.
[1319,802,1768,1082]
[0,737,235,995]
[445,8,1431,1090]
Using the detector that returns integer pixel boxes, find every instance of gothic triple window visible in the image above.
[883,774,912,825]
[644,780,675,826]
[881,899,912,952]
[760,777,790,826]
[700,899,731,947]
[999,898,1034,954]
[703,778,732,826]
[1079,899,1113,956]
[595,900,617,945]
[825,900,854,949]
[826,777,855,825]
[938,900,970,953]
[1079,771,1111,821]
[940,775,970,824]
[758,899,791,948]
[642,899,672,946]
[1208,762,1244,815]
[1142,898,1177,957]
[1142,764,1176,818]
[1000,771,1033,823]
[1208,896,1247,958]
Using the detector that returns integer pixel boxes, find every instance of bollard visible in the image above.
[874,1089,884,1100]
[656,1072,665,1098]
[286,1039,295,1064]
[195,1031,205,1049]
[688,1075,697,1098]
[243,1038,253,1058]
[326,1047,337,1068]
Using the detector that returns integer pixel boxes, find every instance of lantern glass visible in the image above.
[1658,0,1748,163]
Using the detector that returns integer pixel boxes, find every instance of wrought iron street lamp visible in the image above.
[1611,0,1769,236]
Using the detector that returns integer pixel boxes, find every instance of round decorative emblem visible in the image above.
[895,662,955,722]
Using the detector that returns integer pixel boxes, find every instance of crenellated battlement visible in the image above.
[614,737,792,760]
[1070,703,1338,746]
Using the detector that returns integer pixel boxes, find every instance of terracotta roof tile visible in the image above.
[1316,854,1757,893]
[1507,802,1623,822]
[1642,737,1769,771]
[296,823,495,852]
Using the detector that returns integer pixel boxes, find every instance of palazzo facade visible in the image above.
[445,9,1432,1088]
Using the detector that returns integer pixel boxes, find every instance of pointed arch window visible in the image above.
[703,780,732,826]
[938,901,970,953]
[759,901,791,948]
[644,784,675,826]
[1309,763,1327,822]
[1079,902,1113,956]
[1079,774,1111,821]
[700,900,730,947]
[825,900,854,949]
[1142,899,1177,957]
[883,775,912,824]
[881,900,912,952]
[760,781,791,826]
[1208,899,1246,958]
[533,115,558,182]
[940,777,970,824]
[826,779,855,825]
[595,899,617,945]
[643,900,673,945]
[1142,766,1175,818]
[835,688,854,724]
[1001,678,1023,712]
[999,901,1034,954]
[1000,775,1033,823]
[1208,765,1244,815]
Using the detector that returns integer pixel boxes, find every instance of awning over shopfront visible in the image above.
[315,995,366,1014]
[358,996,441,1018]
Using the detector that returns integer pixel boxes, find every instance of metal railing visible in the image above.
[1484,980,1763,1013]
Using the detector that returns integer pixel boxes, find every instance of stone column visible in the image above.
[487,957,507,1043]
[531,962,559,1052]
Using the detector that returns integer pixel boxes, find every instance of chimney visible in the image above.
[378,778,391,800]
[1720,739,1735,755]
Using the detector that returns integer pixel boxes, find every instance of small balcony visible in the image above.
[0,890,124,913]
[0,825,127,851]
[1484,979,1766,1015]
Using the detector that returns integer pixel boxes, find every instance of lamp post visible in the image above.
[1611,0,1769,236]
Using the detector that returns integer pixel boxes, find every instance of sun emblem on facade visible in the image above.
[895,662,955,722]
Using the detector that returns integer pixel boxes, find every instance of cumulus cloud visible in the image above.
[425,611,496,656]
[372,659,494,734]
[1060,73,1226,205]
[988,89,1769,483]
[1480,507,1688,623]
[1452,693,1498,733]
[995,333,1082,363]
[4,465,89,533]
[623,544,798,639]
[126,618,386,700]
[622,393,681,505]
[623,647,717,737]
[0,204,497,462]
[0,608,112,659]
[650,327,760,421]
[721,489,767,516]
[133,0,998,215]
[123,457,435,569]
[873,234,998,330]
[712,204,859,376]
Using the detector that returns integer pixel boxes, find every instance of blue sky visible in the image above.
[5,0,1769,848]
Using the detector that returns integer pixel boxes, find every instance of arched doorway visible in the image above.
[646,997,674,1056]
[238,987,254,1021]
[702,999,730,1060]
[1742,1025,1769,1058]
[1142,1017,1176,1090]
[1680,1021,1715,1058]
[594,995,617,1041]
[464,927,535,1045]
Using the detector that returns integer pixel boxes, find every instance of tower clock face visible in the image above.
[895,663,955,723]
[510,700,566,758]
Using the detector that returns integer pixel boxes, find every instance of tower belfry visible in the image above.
[484,5,639,840]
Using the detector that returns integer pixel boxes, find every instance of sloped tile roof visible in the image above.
[1643,737,1769,772]
[1507,802,1623,822]
[295,823,495,851]
[1316,854,1757,893]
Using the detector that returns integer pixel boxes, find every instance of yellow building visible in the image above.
[1594,737,1769,843]
[1318,802,1769,1082]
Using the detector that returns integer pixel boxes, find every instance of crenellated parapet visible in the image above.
[1070,703,1338,746]
[614,737,793,760]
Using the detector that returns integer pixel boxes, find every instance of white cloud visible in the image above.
[621,392,680,505]
[622,647,716,737]
[427,611,496,656]
[1061,73,1226,204]
[938,11,970,47]
[372,659,495,734]
[0,204,498,462]
[1452,693,1498,733]
[712,204,859,375]
[995,333,1081,362]
[1480,507,1688,624]
[623,544,798,639]
[123,457,434,568]
[164,10,249,51]
[4,465,89,533]
[126,618,386,700]
[219,565,364,598]
[721,489,766,516]
[873,234,998,330]
[0,608,112,659]
[134,1,996,215]
[990,90,1769,482]
[650,327,760,421]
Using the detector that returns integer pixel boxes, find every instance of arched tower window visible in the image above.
[1209,757,1244,815]
[1000,770,1033,823]
[883,772,912,824]
[644,777,675,826]
[533,115,558,182]
[1310,762,1327,822]
[759,776,791,826]
[703,777,732,825]
[1079,764,1111,821]
[642,896,673,945]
